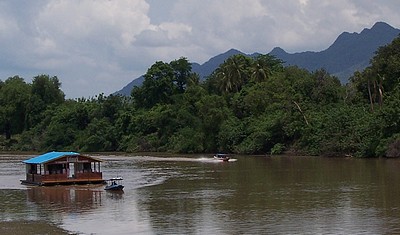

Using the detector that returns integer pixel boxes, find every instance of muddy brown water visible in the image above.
[1,154,400,234]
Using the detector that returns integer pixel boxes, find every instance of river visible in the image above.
[1,153,400,234]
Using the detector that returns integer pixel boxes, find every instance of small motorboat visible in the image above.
[105,177,124,191]
[213,153,231,162]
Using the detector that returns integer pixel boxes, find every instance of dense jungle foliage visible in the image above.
[1,36,400,157]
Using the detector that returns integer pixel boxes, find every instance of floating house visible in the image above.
[21,151,105,186]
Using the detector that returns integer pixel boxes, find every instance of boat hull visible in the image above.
[105,184,124,191]
[214,156,230,162]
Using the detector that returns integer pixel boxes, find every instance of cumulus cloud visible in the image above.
[0,0,399,98]
[165,0,400,54]
[1,0,154,97]
[33,0,151,69]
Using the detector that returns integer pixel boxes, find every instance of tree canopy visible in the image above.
[1,37,400,157]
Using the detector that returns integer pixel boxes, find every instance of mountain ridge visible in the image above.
[115,22,400,96]
[270,22,399,81]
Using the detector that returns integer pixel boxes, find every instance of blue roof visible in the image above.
[23,151,80,164]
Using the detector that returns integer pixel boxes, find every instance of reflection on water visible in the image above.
[106,190,124,200]
[2,154,400,234]
[27,186,103,213]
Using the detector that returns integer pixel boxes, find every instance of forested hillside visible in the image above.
[1,36,400,157]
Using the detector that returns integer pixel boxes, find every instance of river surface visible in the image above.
[1,153,400,234]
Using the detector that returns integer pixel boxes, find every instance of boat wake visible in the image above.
[196,157,238,163]
[114,156,237,163]
[140,156,238,163]
[98,155,237,163]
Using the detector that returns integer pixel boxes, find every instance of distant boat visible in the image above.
[213,153,231,162]
[105,177,124,191]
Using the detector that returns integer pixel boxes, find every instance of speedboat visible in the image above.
[105,177,124,191]
[213,154,230,162]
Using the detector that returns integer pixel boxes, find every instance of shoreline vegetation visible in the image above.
[1,37,400,158]
[0,151,270,159]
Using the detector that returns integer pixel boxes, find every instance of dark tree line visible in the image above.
[1,37,400,157]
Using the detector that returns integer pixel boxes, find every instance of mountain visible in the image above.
[116,75,144,96]
[115,22,400,96]
[192,48,245,78]
[270,22,400,82]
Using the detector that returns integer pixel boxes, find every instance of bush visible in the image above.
[386,138,400,158]
[271,143,285,155]
[168,127,204,153]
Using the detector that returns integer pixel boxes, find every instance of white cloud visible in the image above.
[159,22,192,40]
[34,0,152,57]
[135,22,192,48]
[4,0,155,97]
[0,0,399,98]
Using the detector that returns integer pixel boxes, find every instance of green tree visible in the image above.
[250,54,283,83]
[132,58,194,109]
[92,93,128,124]
[374,86,400,156]
[350,36,400,111]
[0,76,30,139]
[236,111,286,154]
[165,85,206,153]
[75,118,117,152]
[31,74,64,105]
[218,116,244,153]
[369,36,400,93]
[26,75,65,129]
[210,54,252,94]
[310,69,343,105]
[168,127,204,153]
[170,57,193,92]
[196,94,231,152]
[131,61,175,109]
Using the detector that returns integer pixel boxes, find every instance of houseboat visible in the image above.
[21,151,105,186]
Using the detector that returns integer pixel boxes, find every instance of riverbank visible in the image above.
[0,220,72,235]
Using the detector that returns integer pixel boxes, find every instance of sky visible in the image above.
[0,0,399,98]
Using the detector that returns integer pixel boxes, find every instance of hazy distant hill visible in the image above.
[115,22,399,96]
[191,48,245,78]
[270,22,400,82]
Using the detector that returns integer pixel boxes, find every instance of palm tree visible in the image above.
[251,54,283,83]
[214,54,251,94]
